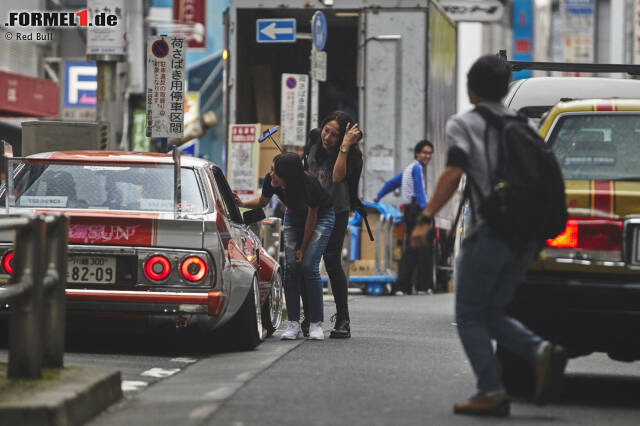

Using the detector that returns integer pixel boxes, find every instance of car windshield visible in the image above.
[5,161,205,212]
[548,113,640,180]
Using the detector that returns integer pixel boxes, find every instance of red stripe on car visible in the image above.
[592,180,614,215]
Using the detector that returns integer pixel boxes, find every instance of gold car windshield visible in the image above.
[548,113,640,181]
[4,160,205,212]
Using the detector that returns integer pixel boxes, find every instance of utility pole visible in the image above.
[87,0,127,150]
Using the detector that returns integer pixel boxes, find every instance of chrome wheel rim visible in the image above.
[253,277,263,340]
[269,271,283,330]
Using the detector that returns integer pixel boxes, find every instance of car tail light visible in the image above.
[546,218,622,251]
[144,255,171,281]
[2,251,14,275]
[180,256,208,282]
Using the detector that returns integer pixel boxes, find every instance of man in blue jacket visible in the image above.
[375,140,434,295]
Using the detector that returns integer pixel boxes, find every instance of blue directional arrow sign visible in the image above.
[312,11,327,50]
[256,19,296,43]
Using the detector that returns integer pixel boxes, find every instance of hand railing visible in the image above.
[0,213,68,378]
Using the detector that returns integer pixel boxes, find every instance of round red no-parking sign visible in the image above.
[151,40,169,58]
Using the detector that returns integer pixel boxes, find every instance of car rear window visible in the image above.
[6,162,205,212]
[548,113,640,180]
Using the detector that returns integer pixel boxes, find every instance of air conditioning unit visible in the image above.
[21,121,109,156]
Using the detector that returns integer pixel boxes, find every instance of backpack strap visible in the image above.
[473,105,498,188]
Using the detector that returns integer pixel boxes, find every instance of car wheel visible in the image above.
[226,276,263,351]
[496,344,534,397]
[261,270,283,337]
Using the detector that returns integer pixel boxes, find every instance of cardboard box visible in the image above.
[349,259,376,276]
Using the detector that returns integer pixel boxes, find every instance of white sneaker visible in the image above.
[308,322,324,340]
[280,321,302,340]
[394,291,405,296]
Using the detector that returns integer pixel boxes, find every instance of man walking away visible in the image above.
[410,55,567,417]
[375,140,434,295]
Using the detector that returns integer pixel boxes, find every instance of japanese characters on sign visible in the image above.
[227,124,260,202]
[86,0,126,59]
[440,1,504,22]
[146,36,186,138]
[280,73,308,147]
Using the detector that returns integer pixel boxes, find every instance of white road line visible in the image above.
[140,367,181,378]
[189,404,219,419]
[204,385,237,400]
[121,380,149,392]
[171,357,198,364]
[235,371,254,381]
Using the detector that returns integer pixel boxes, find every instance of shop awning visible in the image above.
[0,71,58,117]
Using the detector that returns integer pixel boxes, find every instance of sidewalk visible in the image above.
[0,363,121,425]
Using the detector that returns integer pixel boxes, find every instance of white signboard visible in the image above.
[310,50,327,82]
[228,124,260,202]
[86,0,127,59]
[146,36,186,138]
[634,0,640,64]
[440,1,504,22]
[280,73,308,147]
[563,0,594,65]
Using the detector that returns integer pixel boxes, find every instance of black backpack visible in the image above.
[473,105,568,243]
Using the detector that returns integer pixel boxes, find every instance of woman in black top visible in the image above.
[306,110,363,338]
[236,153,334,340]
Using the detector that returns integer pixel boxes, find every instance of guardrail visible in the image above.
[0,213,68,378]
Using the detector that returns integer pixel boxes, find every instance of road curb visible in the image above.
[0,365,122,426]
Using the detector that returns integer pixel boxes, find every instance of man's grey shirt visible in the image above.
[445,101,517,236]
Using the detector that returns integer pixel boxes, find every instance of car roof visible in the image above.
[504,77,640,112]
[539,98,640,137]
[26,151,213,168]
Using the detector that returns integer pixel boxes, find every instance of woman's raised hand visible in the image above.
[343,122,360,147]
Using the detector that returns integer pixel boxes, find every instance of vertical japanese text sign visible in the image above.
[280,73,308,147]
[227,124,260,202]
[146,36,186,138]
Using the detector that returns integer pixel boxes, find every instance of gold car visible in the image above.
[499,98,640,396]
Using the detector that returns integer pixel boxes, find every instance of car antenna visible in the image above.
[258,126,283,152]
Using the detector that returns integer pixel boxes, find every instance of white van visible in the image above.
[504,76,640,125]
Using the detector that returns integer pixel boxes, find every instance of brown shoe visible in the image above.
[534,342,568,405]
[453,393,510,417]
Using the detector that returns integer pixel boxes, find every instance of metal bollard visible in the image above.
[42,214,68,368]
[261,217,282,264]
[8,217,45,379]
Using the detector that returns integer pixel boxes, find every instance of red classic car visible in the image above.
[0,150,283,350]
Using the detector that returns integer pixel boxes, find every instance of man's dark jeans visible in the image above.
[395,208,434,294]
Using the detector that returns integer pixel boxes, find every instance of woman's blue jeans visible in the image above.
[283,207,335,323]
[455,224,543,394]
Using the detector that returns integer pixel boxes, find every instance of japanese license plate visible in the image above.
[67,255,116,284]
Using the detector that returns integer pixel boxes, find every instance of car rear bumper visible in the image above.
[510,273,640,358]
[65,289,226,316]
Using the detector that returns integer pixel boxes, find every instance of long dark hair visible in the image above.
[313,110,363,167]
[273,152,317,207]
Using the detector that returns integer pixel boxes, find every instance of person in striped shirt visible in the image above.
[374,140,434,295]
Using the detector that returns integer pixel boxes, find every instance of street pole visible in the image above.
[310,45,319,129]
[96,60,118,149]
[87,0,127,150]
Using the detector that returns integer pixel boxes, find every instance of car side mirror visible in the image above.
[243,208,266,225]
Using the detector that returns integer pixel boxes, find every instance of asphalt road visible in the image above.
[2,293,639,425]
